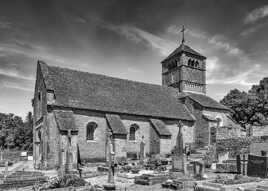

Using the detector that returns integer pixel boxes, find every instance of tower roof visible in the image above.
[161,43,206,63]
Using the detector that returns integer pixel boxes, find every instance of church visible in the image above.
[32,34,239,170]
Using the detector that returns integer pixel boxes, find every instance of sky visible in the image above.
[1,0,268,118]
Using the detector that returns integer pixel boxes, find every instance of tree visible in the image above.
[0,112,33,151]
[23,112,33,150]
[220,89,268,129]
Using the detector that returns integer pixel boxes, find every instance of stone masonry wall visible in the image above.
[73,111,107,162]
[46,112,60,169]
[121,118,151,156]
[165,120,195,152]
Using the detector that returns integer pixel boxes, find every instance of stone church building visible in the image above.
[32,40,238,170]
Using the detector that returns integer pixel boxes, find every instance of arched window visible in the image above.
[129,124,139,140]
[188,59,191,66]
[86,122,97,140]
[195,61,199,68]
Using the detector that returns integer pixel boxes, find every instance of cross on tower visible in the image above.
[181,25,185,44]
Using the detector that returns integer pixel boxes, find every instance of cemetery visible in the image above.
[1,123,268,191]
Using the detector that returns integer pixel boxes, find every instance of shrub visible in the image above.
[45,174,86,189]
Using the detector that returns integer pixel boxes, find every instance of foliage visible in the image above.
[216,137,263,157]
[46,175,86,189]
[220,89,268,129]
[0,111,33,150]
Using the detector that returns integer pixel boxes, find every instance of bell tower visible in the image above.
[161,26,207,94]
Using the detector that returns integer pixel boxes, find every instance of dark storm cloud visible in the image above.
[0,0,268,116]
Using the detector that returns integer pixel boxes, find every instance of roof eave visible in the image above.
[47,103,195,122]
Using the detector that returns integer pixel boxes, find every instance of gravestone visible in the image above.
[65,130,73,173]
[172,121,187,174]
[4,161,8,178]
[139,136,145,165]
[191,161,205,179]
[104,131,116,190]
[247,154,267,178]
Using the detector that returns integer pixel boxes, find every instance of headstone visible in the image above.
[191,161,205,179]
[4,161,8,178]
[65,130,73,173]
[104,131,116,190]
[21,151,27,157]
[139,136,145,164]
[247,154,267,178]
[0,149,3,161]
[172,121,187,174]
[236,155,241,174]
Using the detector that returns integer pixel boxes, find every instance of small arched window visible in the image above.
[129,124,139,140]
[195,61,199,68]
[86,122,98,140]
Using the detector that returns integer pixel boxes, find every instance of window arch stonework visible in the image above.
[86,122,98,140]
[129,124,139,141]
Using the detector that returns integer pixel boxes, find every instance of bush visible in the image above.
[45,174,86,189]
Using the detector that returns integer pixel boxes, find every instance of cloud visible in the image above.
[0,68,34,81]
[105,25,176,56]
[86,17,176,56]
[208,35,241,55]
[207,64,260,86]
[240,20,268,36]
[0,20,12,29]
[206,57,221,78]
[167,25,207,40]
[244,4,268,24]
[127,67,143,74]
[2,81,33,92]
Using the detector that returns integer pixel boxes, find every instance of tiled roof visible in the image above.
[54,110,77,131]
[162,44,206,63]
[106,114,127,135]
[179,92,229,111]
[39,61,194,121]
[150,119,171,136]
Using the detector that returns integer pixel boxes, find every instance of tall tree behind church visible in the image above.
[0,112,33,150]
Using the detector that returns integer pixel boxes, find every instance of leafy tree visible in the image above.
[220,89,268,129]
[0,112,33,150]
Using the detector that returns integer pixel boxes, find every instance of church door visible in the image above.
[150,127,160,155]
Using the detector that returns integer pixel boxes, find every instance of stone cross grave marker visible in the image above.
[139,135,145,164]
[172,121,187,174]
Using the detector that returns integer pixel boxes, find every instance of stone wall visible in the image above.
[192,105,209,147]
[33,65,49,169]
[73,111,107,162]
[121,117,151,155]
[165,120,195,152]
[250,142,268,156]
[46,112,60,169]
[42,108,195,165]
[251,125,268,137]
